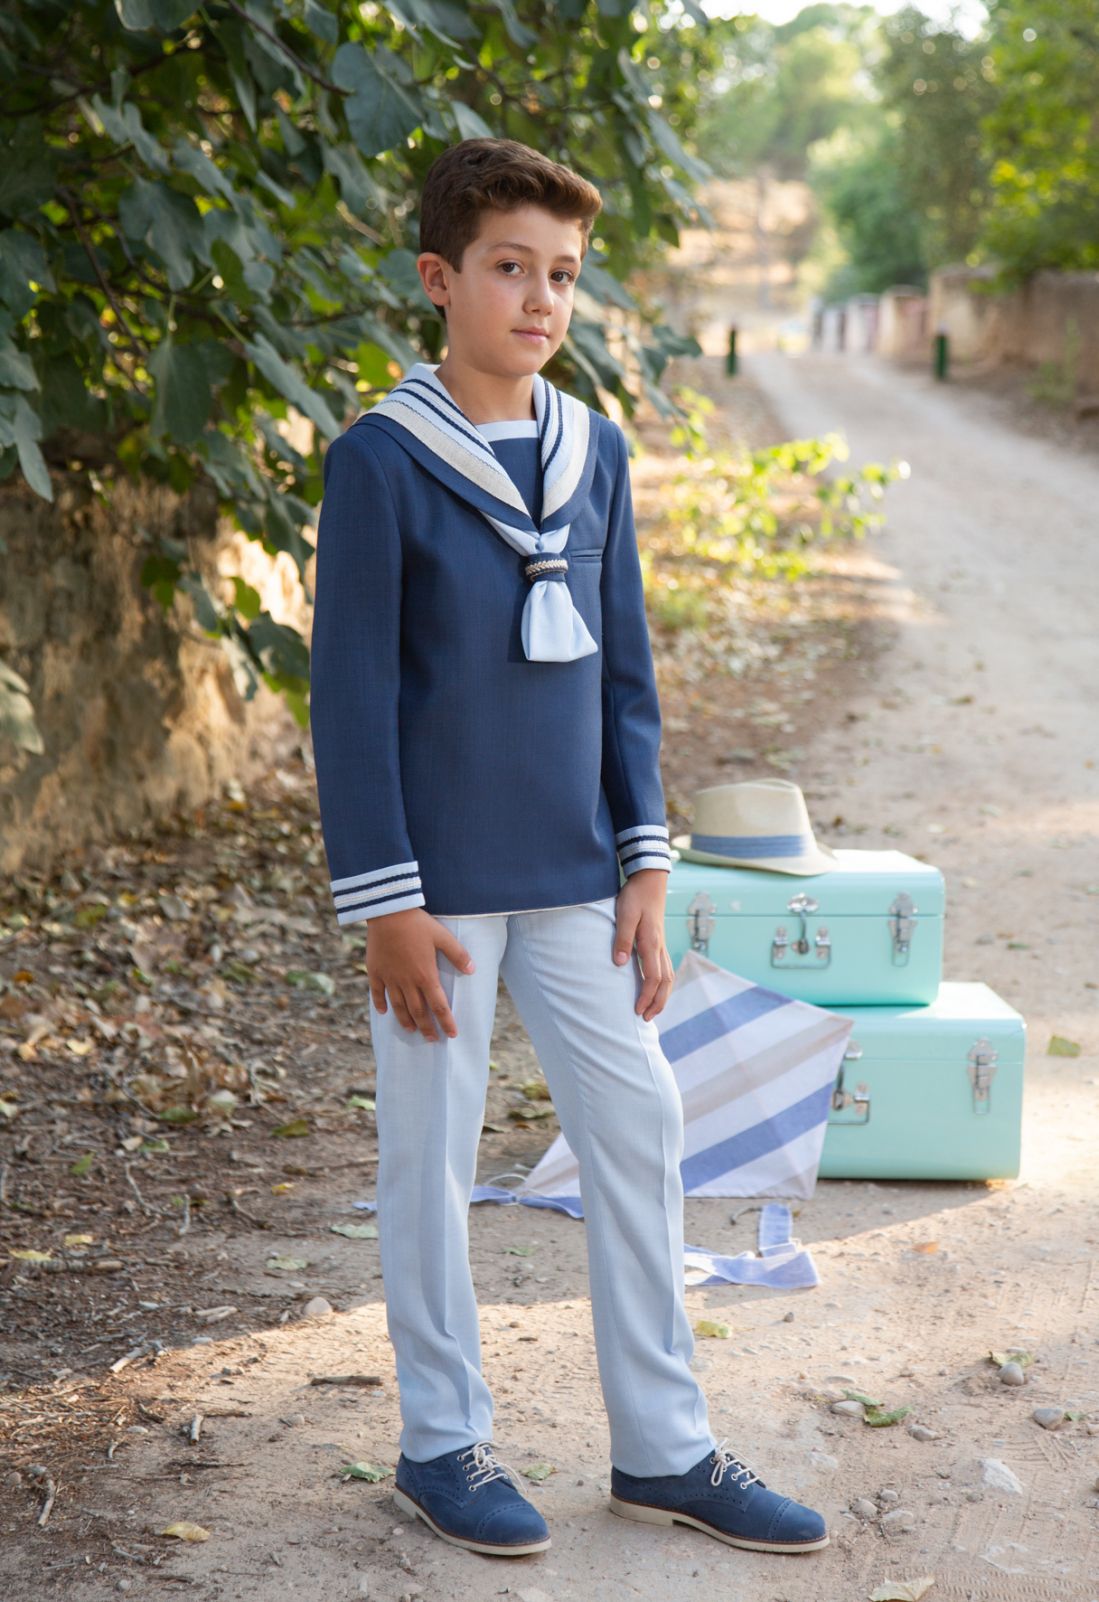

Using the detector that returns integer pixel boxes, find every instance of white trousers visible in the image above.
[369,894,716,1476]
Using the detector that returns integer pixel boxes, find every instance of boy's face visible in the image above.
[418,202,584,384]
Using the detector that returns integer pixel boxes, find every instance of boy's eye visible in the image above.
[499,261,575,284]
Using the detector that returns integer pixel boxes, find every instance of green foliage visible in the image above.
[0,0,718,723]
[980,0,1099,280]
[645,386,908,632]
[810,123,928,297]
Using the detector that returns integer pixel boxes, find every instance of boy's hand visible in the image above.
[613,870,675,1021]
[365,908,476,1042]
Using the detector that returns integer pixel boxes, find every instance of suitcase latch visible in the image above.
[772,893,831,968]
[967,1037,998,1114]
[686,891,716,956]
[829,1046,871,1125]
[888,892,917,967]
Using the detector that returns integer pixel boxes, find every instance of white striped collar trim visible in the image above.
[367,361,589,532]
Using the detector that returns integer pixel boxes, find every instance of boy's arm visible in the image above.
[308,427,427,927]
[599,421,673,881]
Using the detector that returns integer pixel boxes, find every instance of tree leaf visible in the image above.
[331,43,424,159]
[149,337,214,445]
[694,1319,731,1338]
[271,1117,311,1138]
[330,1222,378,1238]
[1047,1035,1080,1057]
[864,1404,911,1428]
[243,334,342,440]
[522,1462,556,1481]
[158,1520,211,1541]
[340,1461,392,1482]
[869,1580,936,1601]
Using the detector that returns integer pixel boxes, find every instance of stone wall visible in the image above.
[0,471,306,877]
[929,266,1099,392]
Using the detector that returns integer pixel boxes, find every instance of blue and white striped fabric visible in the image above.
[521,949,853,1204]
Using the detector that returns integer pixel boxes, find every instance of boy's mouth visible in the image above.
[514,329,549,342]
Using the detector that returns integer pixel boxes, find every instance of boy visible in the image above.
[308,137,827,1559]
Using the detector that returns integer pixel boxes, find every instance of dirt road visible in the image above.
[6,347,1097,1602]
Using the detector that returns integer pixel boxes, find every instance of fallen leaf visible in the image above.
[63,1233,95,1248]
[158,1106,200,1124]
[911,1241,939,1253]
[505,1246,535,1256]
[518,1078,552,1101]
[843,1389,884,1408]
[340,1461,392,1482]
[989,1348,1034,1369]
[694,1319,731,1339]
[869,1578,935,1601]
[271,1118,311,1138]
[158,1522,211,1542]
[522,1462,556,1481]
[271,1182,296,1194]
[0,1099,19,1119]
[346,1095,375,1111]
[266,1255,309,1272]
[1047,1035,1081,1057]
[9,1249,53,1263]
[864,1405,911,1428]
[329,1222,378,1239]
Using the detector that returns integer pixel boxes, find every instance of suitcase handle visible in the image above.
[829,1056,871,1126]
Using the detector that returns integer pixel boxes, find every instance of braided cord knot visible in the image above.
[523,554,569,584]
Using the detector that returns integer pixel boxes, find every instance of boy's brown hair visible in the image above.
[418,138,604,321]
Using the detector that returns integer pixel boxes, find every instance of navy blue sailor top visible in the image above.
[308,398,673,925]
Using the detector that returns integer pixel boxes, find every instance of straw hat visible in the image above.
[671,779,837,874]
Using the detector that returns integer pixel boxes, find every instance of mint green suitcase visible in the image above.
[664,849,944,1006]
[819,981,1025,1180]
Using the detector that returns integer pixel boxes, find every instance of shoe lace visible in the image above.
[457,1441,519,1493]
[709,1439,761,1491]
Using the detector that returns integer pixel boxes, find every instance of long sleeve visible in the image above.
[599,423,673,878]
[308,427,426,925]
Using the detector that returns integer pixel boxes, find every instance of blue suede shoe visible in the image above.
[609,1439,829,1554]
[393,1441,551,1556]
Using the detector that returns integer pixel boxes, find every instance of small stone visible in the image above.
[808,1451,839,1471]
[117,1582,132,1594]
[303,1296,333,1320]
[1032,1406,1067,1430]
[850,1497,878,1520]
[981,1458,1024,1494]
[880,1507,916,1534]
[831,1400,864,1417]
[281,1413,306,1427]
[877,1488,901,1507]
[782,1311,795,1322]
[908,1423,939,1441]
[999,1361,1026,1386]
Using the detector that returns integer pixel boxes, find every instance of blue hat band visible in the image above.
[691,831,812,858]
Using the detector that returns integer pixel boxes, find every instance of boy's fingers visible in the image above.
[388,985,416,1032]
[426,986,458,1039]
[437,930,476,975]
[405,988,440,1042]
[613,912,638,967]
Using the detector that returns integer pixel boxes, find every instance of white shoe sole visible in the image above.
[608,1493,830,1553]
[393,1486,551,1556]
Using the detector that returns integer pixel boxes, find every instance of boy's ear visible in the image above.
[416,251,451,311]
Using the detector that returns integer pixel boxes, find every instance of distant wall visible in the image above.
[877,287,929,359]
[0,472,305,877]
[930,266,1099,391]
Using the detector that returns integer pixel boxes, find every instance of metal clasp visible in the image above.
[829,1045,871,1126]
[686,891,716,956]
[771,892,831,968]
[889,892,917,967]
[968,1037,998,1115]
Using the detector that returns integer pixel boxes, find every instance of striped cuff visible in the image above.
[330,860,426,926]
[616,823,673,876]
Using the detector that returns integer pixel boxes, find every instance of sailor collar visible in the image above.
[356,361,601,662]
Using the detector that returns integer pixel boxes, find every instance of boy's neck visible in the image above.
[433,358,537,424]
